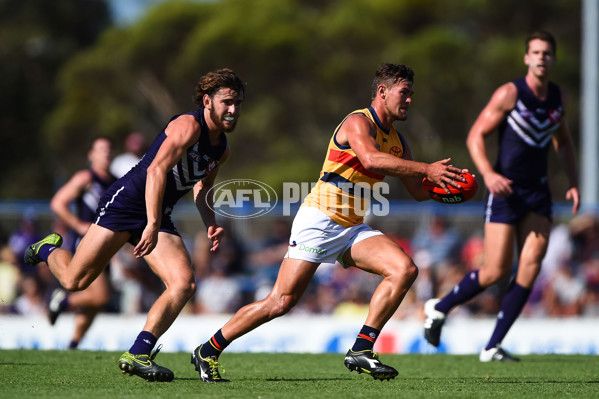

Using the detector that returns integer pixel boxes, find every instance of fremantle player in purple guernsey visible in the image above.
[25,69,245,381]
[424,31,580,361]
[48,136,116,350]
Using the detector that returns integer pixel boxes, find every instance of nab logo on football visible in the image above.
[440,194,465,204]
[207,179,278,219]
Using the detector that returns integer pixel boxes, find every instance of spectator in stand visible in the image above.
[570,213,599,264]
[245,219,291,283]
[193,226,244,314]
[12,274,46,316]
[581,258,599,316]
[412,215,461,267]
[8,208,41,271]
[526,223,575,316]
[542,263,586,316]
[411,250,434,305]
[460,231,485,272]
[0,244,21,313]
[109,245,164,315]
[192,220,244,279]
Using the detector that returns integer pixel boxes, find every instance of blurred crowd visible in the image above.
[2,207,599,321]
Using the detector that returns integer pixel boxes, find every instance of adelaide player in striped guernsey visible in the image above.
[424,31,580,361]
[25,69,245,381]
[192,63,467,382]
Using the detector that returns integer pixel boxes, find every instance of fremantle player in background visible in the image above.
[191,63,468,382]
[24,68,245,381]
[424,30,580,361]
[48,136,116,349]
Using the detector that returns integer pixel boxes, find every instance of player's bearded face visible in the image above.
[209,88,243,133]
[209,106,236,132]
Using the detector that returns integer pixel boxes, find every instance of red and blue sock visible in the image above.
[351,325,380,352]
[200,329,230,359]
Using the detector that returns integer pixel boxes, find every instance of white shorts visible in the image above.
[286,206,383,266]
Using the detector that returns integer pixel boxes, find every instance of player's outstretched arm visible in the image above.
[398,140,466,200]
[342,114,466,193]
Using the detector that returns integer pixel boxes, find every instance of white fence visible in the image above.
[1,314,597,355]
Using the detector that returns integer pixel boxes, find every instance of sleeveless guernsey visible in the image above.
[303,107,404,227]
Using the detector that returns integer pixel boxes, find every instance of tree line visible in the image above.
[0,0,582,201]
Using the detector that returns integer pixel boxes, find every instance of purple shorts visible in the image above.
[94,185,180,245]
[484,183,553,224]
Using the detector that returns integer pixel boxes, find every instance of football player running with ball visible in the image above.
[25,69,245,381]
[424,30,580,361]
[191,63,467,382]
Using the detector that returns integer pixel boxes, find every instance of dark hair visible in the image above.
[193,68,245,107]
[525,30,556,55]
[371,63,415,99]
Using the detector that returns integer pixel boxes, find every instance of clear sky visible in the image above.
[106,0,166,25]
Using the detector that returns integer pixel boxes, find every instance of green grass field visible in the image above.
[1,350,597,398]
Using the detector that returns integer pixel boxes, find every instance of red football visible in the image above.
[422,172,478,204]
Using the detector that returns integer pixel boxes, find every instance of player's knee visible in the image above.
[405,262,419,284]
[176,278,196,301]
[268,295,295,318]
[62,277,89,293]
[390,258,418,284]
[410,262,419,279]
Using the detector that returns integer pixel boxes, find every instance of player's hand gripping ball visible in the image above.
[422,172,478,204]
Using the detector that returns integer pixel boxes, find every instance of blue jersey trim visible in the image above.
[320,172,375,197]
[333,132,352,150]
[368,107,389,135]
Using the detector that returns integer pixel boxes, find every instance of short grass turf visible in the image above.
[1,350,597,398]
